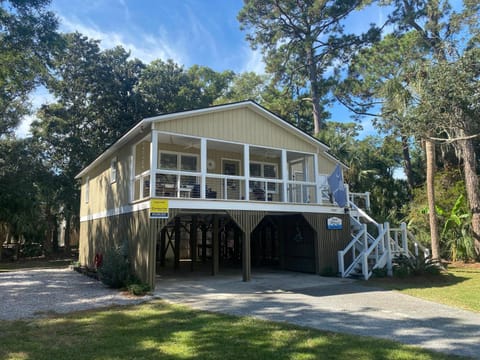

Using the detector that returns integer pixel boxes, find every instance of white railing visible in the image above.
[147,168,326,205]
[338,223,367,277]
[339,196,430,279]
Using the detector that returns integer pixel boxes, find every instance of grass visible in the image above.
[369,265,480,313]
[0,300,466,360]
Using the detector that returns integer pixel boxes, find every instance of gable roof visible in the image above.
[75,100,344,179]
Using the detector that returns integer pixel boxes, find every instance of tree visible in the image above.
[0,138,56,259]
[0,0,59,136]
[238,0,380,136]
[32,33,147,254]
[385,0,480,257]
[137,60,232,115]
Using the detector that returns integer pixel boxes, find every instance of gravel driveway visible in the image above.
[0,268,150,320]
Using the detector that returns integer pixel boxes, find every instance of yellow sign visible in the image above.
[150,199,169,219]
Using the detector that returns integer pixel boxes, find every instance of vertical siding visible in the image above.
[302,213,351,274]
[227,210,266,233]
[154,107,319,153]
[79,144,135,218]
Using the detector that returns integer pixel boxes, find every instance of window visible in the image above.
[249,162,278,192]
[158,152,198,172]
[110,157,117,183]
[181,155,197,171]
[85,176,90,204]
[159,153,177,170]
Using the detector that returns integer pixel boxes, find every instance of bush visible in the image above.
[97,245,130,289]
[392,254,442,278]
[320,266,336,277]
[372,267,388,278]
[127,283,151,296]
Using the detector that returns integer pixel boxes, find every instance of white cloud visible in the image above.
[239,46,265,74]
[59,15,187,64]
[15,87,54,138]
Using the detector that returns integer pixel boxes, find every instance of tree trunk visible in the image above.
[425,139,441,260]
[457,134,480,257]
[306,44,322,136]
[401,134,414,193]
[64,213,71,255]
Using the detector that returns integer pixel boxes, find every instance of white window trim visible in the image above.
[158,150,199,172]
[85,176,90,204]
[249,161,279,193]
[110,157,117,184]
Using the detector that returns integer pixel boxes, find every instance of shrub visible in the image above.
[97,245,130,289]
[127,283,151,296]
[320,266,336,277]
[372,267,388,278]
[392,254,442,278]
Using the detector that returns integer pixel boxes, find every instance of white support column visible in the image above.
[200,138,207,198]
[281,149,289,202]
[365,192,371,210]
[149,130,158,198]
[401,222,408,256]
[243,144,250,201]
[384,222,393,277]
[313,153,320,204]
[130,147,135,203]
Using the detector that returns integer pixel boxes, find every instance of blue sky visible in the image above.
[19,0,392,137]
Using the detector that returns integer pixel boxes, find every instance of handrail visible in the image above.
[349,201,378,225]
[407,230,430,257]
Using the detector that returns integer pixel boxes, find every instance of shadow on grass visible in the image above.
[0,301,467,360]
[367,272,470,291]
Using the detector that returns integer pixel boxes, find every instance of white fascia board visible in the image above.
[80,199,345,222]
[75,119,153,179]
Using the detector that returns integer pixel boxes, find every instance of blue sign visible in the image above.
[327,217,343,230]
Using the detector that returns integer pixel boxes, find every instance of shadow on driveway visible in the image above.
[154,270,480,359]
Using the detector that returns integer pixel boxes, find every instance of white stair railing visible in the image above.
[339,193,430,280]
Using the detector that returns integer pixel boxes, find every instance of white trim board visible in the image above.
[80,199,345,222]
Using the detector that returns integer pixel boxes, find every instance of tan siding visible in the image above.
[303,213,351,274]
[228,210,266,233]
[79,145,134,218]
[318,153,337,174]
[154,107,318,153]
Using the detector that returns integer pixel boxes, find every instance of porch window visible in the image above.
[85,176,89,204]
[249,162,278,193]
[158,152,198,172]
[110,157,117,183]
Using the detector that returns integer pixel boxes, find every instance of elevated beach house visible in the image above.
[75,101,422,289]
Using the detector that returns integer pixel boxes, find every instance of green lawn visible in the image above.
[0,300,466,360]
[369,265,480,313]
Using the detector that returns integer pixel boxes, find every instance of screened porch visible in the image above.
[131,132,332,205]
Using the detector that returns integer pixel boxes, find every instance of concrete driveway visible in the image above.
[154,270,480,359]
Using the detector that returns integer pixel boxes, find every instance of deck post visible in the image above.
[243,144,250,201]
[212,215,219,276]
[384,222,393,277]
[174,217,181,270]
[190,216,197,271]
[160,227,166,266]
[201,224,207,263]
[242,231,251,281]
[401,222,408,256]
[200,138,207,198]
